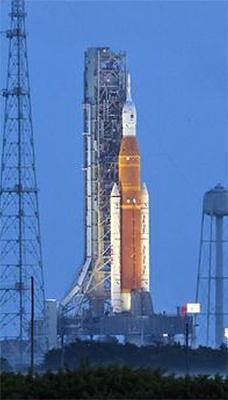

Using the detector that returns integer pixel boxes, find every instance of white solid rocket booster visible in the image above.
[141,183,150,292]
[110,183,122,312]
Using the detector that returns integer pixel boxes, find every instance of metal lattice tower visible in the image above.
[0,0,46,367]
[62,47,126,317]
[195,184,228,348]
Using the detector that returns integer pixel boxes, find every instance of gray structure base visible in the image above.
[59,312,192,347]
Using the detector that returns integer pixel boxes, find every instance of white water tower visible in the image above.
[195,184,228,347]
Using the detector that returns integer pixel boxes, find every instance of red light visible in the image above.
[181,305,187,319]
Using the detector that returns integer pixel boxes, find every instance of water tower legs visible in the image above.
[195,184,228,347]
[215,216,224,347]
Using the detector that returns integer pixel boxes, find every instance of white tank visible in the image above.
[46,299,58,350]
[203,184,228,216]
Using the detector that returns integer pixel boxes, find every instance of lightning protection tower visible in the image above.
[0,0,46,367]
[195,184,228,347]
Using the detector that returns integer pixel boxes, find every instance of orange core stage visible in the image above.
[119,136,141,293]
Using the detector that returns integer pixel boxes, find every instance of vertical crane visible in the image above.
[0,0,46,368]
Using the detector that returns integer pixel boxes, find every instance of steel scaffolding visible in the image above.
[62,47,126,317]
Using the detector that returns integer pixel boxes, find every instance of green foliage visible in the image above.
[3,342,226,399]
[43,339,228,376]
[1,366,227,399]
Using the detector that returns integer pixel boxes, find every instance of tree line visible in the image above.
[1,364,227,399]
[43,339,228,376]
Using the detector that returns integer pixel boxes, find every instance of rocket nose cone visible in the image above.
[111,183,120,197]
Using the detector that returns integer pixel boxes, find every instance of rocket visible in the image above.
[111,75,150,313]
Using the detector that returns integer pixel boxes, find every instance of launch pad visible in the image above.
[59,312,192,347]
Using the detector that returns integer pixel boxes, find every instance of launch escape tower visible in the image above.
[0,0,46,366]
[62,48,127,316]
[195,184,228,347]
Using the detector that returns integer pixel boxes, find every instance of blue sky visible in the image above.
[0,0,227,313]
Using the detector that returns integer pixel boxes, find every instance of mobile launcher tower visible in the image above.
[60,47,191,344]
[61,47,128,317]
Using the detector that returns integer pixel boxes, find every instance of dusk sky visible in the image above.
[0,0,227,314]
